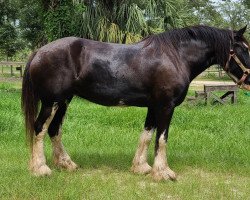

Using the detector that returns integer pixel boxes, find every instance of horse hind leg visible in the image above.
[48,101,78,171]
[30,102,58,176]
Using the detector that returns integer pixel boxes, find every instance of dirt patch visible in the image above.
[191,80,235,87]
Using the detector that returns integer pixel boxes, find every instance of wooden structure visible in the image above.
[199,65,225,78]
[0,61,26,77]
[194,84,238,105]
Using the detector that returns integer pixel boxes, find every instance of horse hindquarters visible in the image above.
[29,100,77,176]
[23,48,77,176]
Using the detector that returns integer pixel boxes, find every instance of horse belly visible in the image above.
[74,83,149,107]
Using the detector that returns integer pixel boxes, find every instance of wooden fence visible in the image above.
[199,65,226,78]
[0,61,26,77]
[0,62,224,78]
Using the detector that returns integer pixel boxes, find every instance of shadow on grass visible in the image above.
[71,152,134,171]
[67,151,249,175]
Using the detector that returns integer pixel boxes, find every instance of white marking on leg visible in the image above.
[154,134,167,169]
[151,133,176,181]
[131,128,154,174]
[51,127,78,171]
[30,103,58,176]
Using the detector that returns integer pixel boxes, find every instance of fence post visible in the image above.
[20,65,23,77]
[11,65,13,76]
[219,69,222,77]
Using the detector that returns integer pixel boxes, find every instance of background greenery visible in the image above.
[0,0,250,61]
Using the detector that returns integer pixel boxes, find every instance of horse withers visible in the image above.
[22,25,250,181]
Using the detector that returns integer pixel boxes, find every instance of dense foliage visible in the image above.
[0,0,25,60]
[0,0,249,60]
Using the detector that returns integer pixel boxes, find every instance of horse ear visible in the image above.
[236,25,247,38]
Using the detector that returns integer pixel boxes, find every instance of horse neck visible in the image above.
[179,40,220,81]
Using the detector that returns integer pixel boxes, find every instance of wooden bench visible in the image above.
[204,84,238,104]
[188,84,239,105]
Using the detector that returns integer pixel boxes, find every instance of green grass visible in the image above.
[0,82,250,199]
[197,73,231,81]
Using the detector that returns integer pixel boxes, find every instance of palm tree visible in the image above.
[74,0,193,43]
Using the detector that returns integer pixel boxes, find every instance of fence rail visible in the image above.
[0,62,225,78]
[0,61,26,65]
[199,66,226,78]
[0,61,26,77]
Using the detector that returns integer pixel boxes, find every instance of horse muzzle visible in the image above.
[239,72,250,90]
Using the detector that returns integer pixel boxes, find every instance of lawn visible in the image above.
[0,81,249,199]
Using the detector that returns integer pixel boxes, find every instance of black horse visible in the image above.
[22,25,250,181]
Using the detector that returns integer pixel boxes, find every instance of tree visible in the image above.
[18,0,195,45]
[0,0,17,25]
[216,0,250,30]
[0,0,24,60]
[19,0,86,47]
[44,0,85,41]
[184,0,225,27]
[15,0,250,50]
[243,0,250,9]
[76,0,195,44]
[19,0,46,49]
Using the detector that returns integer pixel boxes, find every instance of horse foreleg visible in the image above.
[131,128,154,174]
[131,108,155,174]
[151,105,177,181]
[151,133,176,181]
[30,103,58,176]
[48,101,78,171]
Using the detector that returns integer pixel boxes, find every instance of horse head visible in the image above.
[225,26,250,90]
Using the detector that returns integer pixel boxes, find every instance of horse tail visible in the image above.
[21,51,39,148]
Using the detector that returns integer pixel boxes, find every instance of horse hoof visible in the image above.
[131,163,152,174]
[66,161,78,171]
[151,167,177,181]
[31,165,52,176]
[55,159,78,171]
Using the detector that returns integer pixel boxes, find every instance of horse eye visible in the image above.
[244,47,249,52]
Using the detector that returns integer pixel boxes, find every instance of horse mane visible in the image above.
[142,25,233,66]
